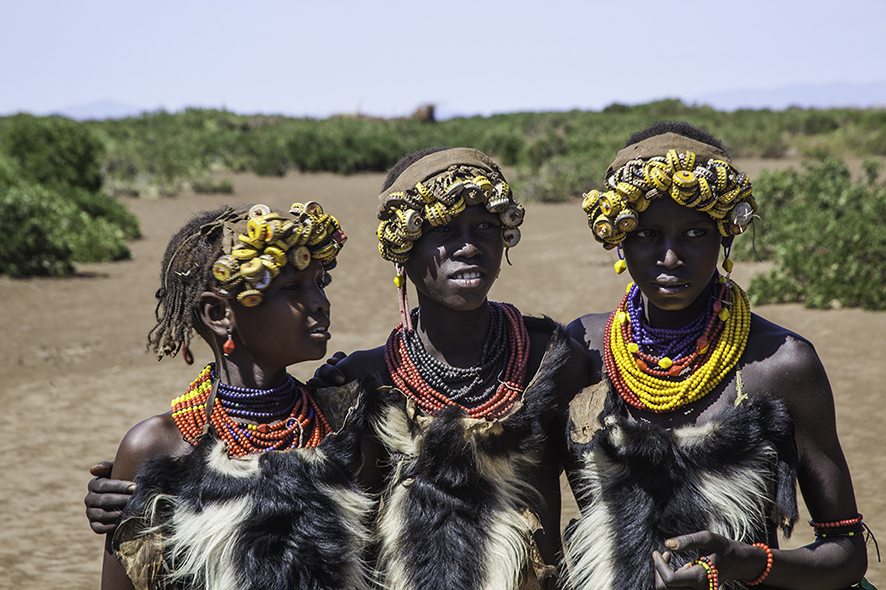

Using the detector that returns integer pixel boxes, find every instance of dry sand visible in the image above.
[0,166,882,588]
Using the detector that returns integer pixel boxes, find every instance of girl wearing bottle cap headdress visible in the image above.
[563,122,868,590]
[326,146,589,590]
[99,202,371,590]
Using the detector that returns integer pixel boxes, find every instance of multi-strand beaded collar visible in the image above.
[604,276,751,412]
[171,364,332,457]
[384,301,530,419]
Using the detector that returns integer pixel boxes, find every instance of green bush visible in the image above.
[0,183,132,276]
[1,114,105,192]
[743,157,886,310]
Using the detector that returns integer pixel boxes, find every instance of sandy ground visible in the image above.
[0,164,883,588]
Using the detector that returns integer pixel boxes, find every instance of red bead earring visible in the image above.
[223,327,235,356]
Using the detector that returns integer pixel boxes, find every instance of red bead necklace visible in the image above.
[171,364,332,457]
[384,302,530,419]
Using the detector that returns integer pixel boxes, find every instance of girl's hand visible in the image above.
[309,351,348,388]
[653,531,748,589]
[85,461,135,534]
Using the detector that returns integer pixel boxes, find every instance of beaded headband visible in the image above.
[210,202,347,307]
[376,148,525,263]
[582,133,757,248]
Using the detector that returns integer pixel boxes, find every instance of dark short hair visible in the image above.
[625,121,727,155]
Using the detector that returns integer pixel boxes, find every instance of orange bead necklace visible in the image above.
[171,364,332,457]
[384,302,529,419]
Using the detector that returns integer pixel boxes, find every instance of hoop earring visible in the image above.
[223,327,235,356]
[722,242,734,275]
[614,243,627,275]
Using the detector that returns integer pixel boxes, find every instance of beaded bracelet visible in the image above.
[809,513,863,529]
[811,513,865,538]
[692,556,719,590]
[744,542,773,586]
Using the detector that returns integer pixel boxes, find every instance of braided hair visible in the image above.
[148,206,234,360]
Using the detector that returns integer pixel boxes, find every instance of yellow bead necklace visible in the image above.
[604,276,751,412]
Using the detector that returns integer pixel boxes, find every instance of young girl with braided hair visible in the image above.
[99,202,370,590]
[563,122,869,590]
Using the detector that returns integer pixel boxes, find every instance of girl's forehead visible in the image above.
[638,198,717,226]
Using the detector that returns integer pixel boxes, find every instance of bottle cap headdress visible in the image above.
[582,132,757,249]
[376,147,524,263]
[210,202,347,307]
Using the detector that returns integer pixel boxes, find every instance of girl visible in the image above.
[325,146,589,590]
[101,202,370,590]
[563,122,868,590]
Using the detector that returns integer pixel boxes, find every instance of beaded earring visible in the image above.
[395,264,413,332]
[722,241,734,275]
[614,243,627,275]
[223,327,235,356]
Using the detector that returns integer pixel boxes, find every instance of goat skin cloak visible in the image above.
[564,379,799,590]
[372,317,570,590]
[113,381,371,590]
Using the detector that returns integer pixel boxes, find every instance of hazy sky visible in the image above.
[2,0,885,119]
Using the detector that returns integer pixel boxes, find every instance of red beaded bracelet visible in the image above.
[809,513,863,529]
[744,542,773,586]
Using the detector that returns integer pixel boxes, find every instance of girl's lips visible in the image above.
[450,270,485,287]
[308,327,330,340]
[652,281,689,294]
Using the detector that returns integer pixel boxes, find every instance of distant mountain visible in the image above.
[51,100,148,121]
[689,81,886,111]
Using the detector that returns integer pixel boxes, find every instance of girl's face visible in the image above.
[404,204,504,312]
[622,196,723,316]
[232,259,331,370]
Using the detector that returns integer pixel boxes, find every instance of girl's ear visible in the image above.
[199,292,233,339]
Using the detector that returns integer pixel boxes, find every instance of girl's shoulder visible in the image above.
[743,313,832,412]
[112,412,191,481]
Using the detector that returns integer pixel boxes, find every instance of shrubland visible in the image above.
[1,101,884,308]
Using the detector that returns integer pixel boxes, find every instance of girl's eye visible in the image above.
[429,224,451,233]
[685,228,707,238]
[634,229,655,238]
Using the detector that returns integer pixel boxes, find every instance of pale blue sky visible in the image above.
[2,0,885,119]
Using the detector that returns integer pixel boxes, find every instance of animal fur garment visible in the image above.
[371,318,569,590]
[114,383,372,590]
[564,384,798,590]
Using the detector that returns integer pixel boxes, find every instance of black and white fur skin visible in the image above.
[564,386,799,590]
[116,387,372,590]
[372,318,569,590]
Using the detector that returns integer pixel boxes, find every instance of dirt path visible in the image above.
[1,167,882,588]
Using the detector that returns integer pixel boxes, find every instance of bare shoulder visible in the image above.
[112,413,190,481]
[336,346,388,383]
[523,316,593,401]
[744,313,834,419]
[566,312,609,351]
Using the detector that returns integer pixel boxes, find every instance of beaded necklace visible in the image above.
[171,364,332,457]
[384,301,530,419]
[604,276,751,413]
